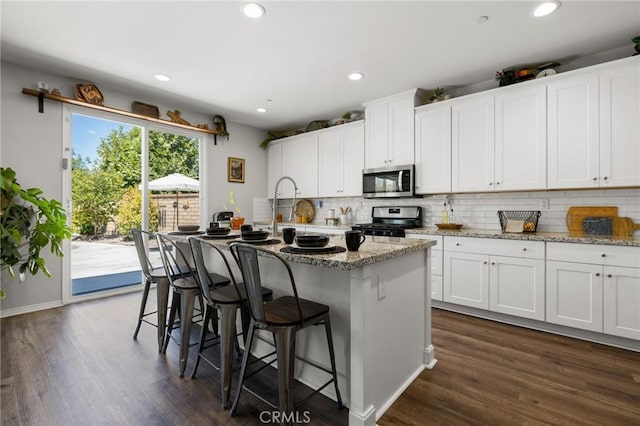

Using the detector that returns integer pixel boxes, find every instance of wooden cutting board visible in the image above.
[613,217,640,237]
[566,206,618,235]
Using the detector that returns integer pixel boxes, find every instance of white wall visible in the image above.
[0,61,267,314]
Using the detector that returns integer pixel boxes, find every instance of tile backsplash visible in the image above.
[257,188,640,233]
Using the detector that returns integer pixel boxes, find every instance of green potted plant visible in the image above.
[633,36,640,55]
[429,87,447,102]
[1,167,72,298]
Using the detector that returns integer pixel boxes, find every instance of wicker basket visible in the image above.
[497,210,541,232]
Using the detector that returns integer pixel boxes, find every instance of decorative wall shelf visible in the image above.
[22,88,220,135]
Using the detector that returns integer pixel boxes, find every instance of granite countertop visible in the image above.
[406,228,640,247]
[198,234,436,271]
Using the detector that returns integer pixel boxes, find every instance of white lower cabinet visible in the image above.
[546,243,640,340]
[490,255,545,320]
[546,260,603,332]
[603,266,640,340]
[431,249,443,301]
[444,237,545,320]
[406,234,443,301]
[444,251,489,309]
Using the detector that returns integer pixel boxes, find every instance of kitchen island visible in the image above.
[195,233,437,425]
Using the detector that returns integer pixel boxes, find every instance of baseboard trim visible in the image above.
[0,300,63,318]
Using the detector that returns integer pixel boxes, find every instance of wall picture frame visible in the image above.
[227,157,245,183]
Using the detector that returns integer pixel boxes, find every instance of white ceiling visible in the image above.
[2,1,639,131]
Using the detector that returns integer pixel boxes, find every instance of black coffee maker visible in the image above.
[212,211,233,227]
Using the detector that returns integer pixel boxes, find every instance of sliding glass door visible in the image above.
[62,107,202,302]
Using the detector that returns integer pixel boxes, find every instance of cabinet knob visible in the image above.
[603,176,608,181]
[456,243,460,246]
[595,272,601,277]
[496,182,500,185]
[491,262,496,266]
[607,274,613,278]
[489,182,493,186]
[483,261,488,265]
[522,248,527,251]
[593,177,598,181]
[601,253,606,258]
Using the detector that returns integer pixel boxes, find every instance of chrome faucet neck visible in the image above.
[272,176,298,236]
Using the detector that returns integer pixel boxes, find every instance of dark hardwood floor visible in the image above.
[380,308,640,426]
[2,292,639,425]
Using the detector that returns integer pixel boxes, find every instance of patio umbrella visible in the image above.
[145,173,200,229]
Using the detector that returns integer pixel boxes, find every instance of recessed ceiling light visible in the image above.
[154,74,171,82]
[256,107,267,113]
[348,72,364,81]
[243,2,265,19]
[533,1,560,17]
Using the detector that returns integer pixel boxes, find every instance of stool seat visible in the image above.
[264,296,329,326]
[209,283,272,305]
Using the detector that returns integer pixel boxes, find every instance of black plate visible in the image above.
[200,234,239,240]
[229,238,281,246]
[206,228,231,236]
[241,230,270,241]
[168,230,205,236]
[281,246,346,255]
[295,234,329,248]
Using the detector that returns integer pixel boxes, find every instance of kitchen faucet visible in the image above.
[272,176,298,236]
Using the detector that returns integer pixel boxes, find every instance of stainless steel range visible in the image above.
[352,206,423,237]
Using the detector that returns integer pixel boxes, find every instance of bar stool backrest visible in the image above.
[156,233,198,289]
[230,243,304,326]
[188,237,242,305]
[131,228,155,280]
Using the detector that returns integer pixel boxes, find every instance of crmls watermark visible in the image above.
[259,410,311,424]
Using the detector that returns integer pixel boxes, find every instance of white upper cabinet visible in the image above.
[451,94,495,192]
[599,60,640,187]
[267,142,283,198]
[363,89,420,169]
[494,85,547,190]
[414,103,451,194]
[318,121,364,197]
[272,133,318,199]
[548,56,640,189]
[451,84,547,193]
[547,73,600,189]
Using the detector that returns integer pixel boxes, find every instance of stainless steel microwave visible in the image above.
[362,165,415,198]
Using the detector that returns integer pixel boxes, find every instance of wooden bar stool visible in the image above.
[188,237,273,409]
[229,243,343,419]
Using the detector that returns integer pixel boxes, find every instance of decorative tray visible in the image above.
[436,223,463,230]
[280,246,346,255]
[294,199,316,222]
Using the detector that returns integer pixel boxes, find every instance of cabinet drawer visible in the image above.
[547,242,640,267]
[444,236,544,259]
